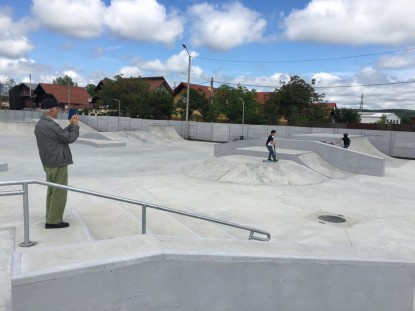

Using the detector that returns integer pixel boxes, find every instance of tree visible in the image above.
[53,74,77,86]
[146,89,174,119]
[86,84,96,97]
[96,75,173,119]
[176,88,209,121]
[264,75,325,124]
[211,84,263,124]
[291,104,333,126]
[0,78,16,107]
[376,114,392,130]
[333,108,361,123]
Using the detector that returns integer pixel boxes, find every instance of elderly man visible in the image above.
[34,98,80,229]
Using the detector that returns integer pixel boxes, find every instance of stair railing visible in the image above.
[0,180,271,247]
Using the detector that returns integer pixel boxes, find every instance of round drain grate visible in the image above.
[318,215,346,223]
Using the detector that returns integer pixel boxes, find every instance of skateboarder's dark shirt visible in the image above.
[266,135,274,146]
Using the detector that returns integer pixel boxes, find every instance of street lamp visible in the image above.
[182,43,191,139]
[113,99,121,131]
[239,98,245,140]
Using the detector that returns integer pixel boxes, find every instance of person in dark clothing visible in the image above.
[336,133,351,149]
[34,98,80,229]
[265,130,278,162]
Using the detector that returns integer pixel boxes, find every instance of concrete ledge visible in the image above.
[76,138,126,148]
[0,228,14,311]
[214,138,385,176]
[12,236,415,311]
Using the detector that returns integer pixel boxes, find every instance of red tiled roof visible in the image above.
[140,76,173,94]
[36,83,91,109]
[95,76,173,95]
[256,92,271,104]
[311,102,337,109]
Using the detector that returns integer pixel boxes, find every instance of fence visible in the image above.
[1,110,415,158]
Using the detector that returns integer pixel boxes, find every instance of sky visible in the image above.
[1,0,415,110]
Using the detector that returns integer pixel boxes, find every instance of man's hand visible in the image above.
[70,114,79,126]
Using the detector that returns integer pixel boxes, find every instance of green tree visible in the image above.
[176,88,209,121]
[86,84,96,97]
[146,89,174,119]
[0,78,16,108]
[295,104,333,126]
[53,74,77,86]
[333,108,361,123]
[264,75,325,124]
[261,91,281,124]
[376,114,392,130]
[211,84,263,124]
[96,75,173,119]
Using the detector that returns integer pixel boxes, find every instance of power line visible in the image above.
[197,47,415,64]
[213,80,415,89]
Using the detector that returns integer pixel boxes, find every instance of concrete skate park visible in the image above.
[1,111,415,311]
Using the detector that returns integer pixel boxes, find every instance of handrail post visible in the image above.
[19,182,37,247]
[142,205,147,235]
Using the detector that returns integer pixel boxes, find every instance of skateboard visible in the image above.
[263,159,278,163]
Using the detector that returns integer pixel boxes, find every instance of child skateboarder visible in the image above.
[265,130,278,162]
[336,133,351,149]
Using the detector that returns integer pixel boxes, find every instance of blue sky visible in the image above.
[1,0,415,110]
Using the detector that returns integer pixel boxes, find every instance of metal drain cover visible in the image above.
[318,215,346,223]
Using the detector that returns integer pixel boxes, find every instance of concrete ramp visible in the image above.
[348,136,392,159]
[298,152,353,179]
[149,125,185,142]
[182,155,329,186]
[0,121,36,134]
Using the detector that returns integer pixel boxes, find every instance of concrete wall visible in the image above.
[12,252,415,311]
[1,110,415,158]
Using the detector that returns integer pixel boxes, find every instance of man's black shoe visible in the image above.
[45,222,69,229]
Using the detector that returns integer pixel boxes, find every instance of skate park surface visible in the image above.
[1,120,415,310]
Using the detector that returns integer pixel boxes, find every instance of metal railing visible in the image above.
[0,180,271,247]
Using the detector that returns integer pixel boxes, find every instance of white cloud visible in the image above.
[377,55,415,69]
[118,66,144,78]
[31,0,105,38]
[283,0,415,45]
[0,57,37,80]
[312,72,341,84]
[121,50,204,80]
[188,2,267,50]
[104,0,184,45]
[0,8,35,57]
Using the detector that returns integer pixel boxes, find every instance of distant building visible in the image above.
[8,83,37,110]
[359,112,400,124]
[9,83,92,111]
[33,83,92,110]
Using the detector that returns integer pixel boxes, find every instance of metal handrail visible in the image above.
[0,180,271,247]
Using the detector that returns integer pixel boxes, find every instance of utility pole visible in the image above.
[360,93,364,111]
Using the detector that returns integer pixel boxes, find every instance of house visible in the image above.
[359,112,400,124]
[256,92,271,105]
[172,82,214,103]
[94,76,173,97]
[33,83,92,110]
[140,76,173,94]
[172,82,215,120]
[8,83,38,110]
[92,76,173,113]
[9,83,92,111]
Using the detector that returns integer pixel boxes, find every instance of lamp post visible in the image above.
[113,99,121,131]
[182,43,191,139]
[239,98,245,140]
